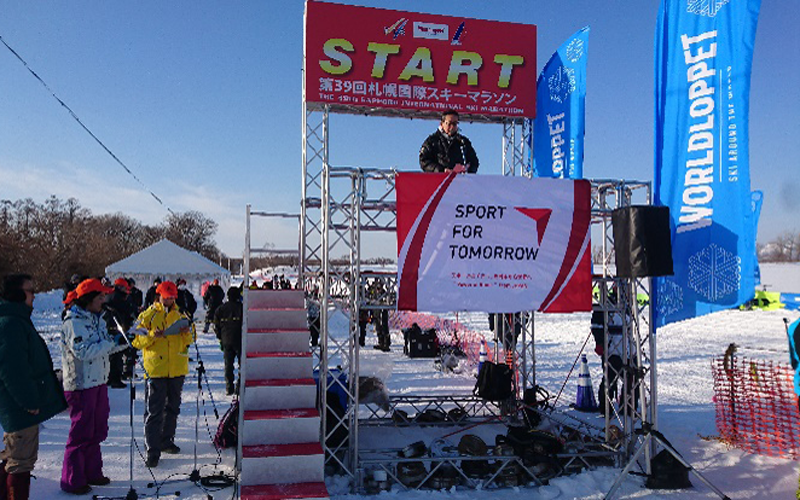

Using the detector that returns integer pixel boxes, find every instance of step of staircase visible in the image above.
[248,308,307,330]
[242,408,320,446]
[246,351,312,380]
[248,289,305,309]
[248,328,310,353]
[243,378,316,411]
[240,481,329,500]
[241,442,324,486]
[241,288,324,497]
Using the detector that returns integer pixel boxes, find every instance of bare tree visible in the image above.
[161,210,221,261]
[0,197,224,291]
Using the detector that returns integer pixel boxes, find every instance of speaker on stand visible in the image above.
[611,205,673,279]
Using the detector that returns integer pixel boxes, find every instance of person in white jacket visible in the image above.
[59,278,126,495]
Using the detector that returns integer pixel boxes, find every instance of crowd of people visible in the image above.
[0,107,481,498]
[247,274,295,291]
[0,272,243,497]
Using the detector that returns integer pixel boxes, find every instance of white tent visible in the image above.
[105,239,231,298]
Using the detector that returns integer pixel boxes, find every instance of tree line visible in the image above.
[758,231,800,262]
[1,194,795,292]
[0,196,221,291]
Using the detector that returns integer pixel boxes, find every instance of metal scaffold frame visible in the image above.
[299,74,656,494]
[589,180,655,460]
[239,206,302,476]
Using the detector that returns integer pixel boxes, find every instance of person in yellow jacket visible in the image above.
[130,281,195,468]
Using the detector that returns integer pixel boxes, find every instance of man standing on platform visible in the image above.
[419,109,479,174]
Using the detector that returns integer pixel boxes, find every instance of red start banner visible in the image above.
[396,173,592,313]
[305,1,537,119]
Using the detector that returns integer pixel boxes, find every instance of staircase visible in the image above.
[240,289,329,500]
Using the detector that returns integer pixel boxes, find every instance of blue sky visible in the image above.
[0,1,797,257]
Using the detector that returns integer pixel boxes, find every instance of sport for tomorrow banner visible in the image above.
[396,173,591,313]
[653,0,761,326]
[305,1,537,118]
[532,27,590,179]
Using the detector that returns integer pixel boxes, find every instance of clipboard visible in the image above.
[162,318,190,336]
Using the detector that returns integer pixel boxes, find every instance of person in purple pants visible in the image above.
[59,279,126,495]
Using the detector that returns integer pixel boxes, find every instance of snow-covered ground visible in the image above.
[13,286,800,499]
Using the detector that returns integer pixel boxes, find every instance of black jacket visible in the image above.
[419,130,479,173]
[128,286,143,312]
[213,301,242,349]
[144,285,159,308]
[176,288,197,318]
[104,289,137,333]
[0,300,67,432]
[204,285,225,311]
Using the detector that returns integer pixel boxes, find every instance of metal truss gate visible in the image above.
[299,105,656,491]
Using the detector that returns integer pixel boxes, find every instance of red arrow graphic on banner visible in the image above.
[514,208,552,245]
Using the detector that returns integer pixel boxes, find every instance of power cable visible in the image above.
[0,34,174,215]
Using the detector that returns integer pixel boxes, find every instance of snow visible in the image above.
[12,283,800,499]
[760,262,800,294]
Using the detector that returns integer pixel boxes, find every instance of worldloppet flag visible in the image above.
[531,26,589,179]
[653,0,761,326]
[751,190,763,286]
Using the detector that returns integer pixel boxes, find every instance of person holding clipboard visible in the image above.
[130,281,195,468]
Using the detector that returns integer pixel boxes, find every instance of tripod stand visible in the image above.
[604,422,730,500]
[147,327,232,498]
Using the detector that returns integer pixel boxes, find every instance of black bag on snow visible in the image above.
[214,400,239,449]
[473,362,513,401]
[645,449,692,489]
[505,426,563,457]
[408,327,438,358]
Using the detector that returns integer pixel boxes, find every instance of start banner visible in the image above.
[305,1,537,118]
[396,173,591,313]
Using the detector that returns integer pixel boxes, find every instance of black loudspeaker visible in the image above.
[612,206,674,278]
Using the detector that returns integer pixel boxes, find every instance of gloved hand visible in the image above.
[114,333,127,346]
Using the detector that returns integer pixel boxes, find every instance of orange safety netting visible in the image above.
[389,311,494,366]
[712,355,800,459]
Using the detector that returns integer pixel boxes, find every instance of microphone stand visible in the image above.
[92,317,163,500]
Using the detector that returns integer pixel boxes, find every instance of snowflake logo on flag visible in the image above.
[656,278,684,318]
[565,38,585,63]
[688,244,741,301]
[687,0,731,17]
[548,66,576,104]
